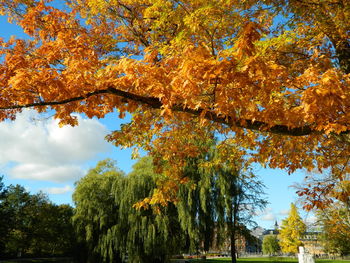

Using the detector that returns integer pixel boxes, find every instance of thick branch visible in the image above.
[107,87,316,136]
[0,86,323,136]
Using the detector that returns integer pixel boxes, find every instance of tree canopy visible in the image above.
[72,158,184,263]
[0,177,76,258]
[1,0,350,204]
[262,235,280,256]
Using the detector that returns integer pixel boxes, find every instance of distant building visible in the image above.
[209,224,262,255]
[254,221,325,256]
[261,221,280,237]
[300,232,324,255]
[209,222,324,256]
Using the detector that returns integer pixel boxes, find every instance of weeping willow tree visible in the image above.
[73,158,185,263]
[176,139,267,263]
[176,143,216,254]
[214,163,267,263]
[72,159,125,263]
[116,157,185,263]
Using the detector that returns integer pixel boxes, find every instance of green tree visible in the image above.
[176,148,216,254]
[73,159,124,263]
[29,203,76,256]
[262,235,280,256]
[279,203,306,254]
[176,139,267,263]
[0,175,9,256]
[3,184,35,257]
[73,158,185,263]
[121,157,184,263]
[317,205,350,256]
[0,182,76,258]
[214,164,267,263]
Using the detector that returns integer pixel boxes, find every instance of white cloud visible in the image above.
[0,110,112,182]
[43,185,74,195]
[279,209,289,216]
[10,164,83,183]
[259,207,277,222]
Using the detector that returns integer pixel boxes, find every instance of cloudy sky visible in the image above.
[0,15,315,229]
[0,111,111,182]
[1,110,135,204]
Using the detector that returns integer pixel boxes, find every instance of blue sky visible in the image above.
[0,13,315,230]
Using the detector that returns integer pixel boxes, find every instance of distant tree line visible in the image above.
[0,176,76,258]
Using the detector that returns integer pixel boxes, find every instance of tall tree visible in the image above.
[279,203,306,254]
[176,139,267,263]
[176,142,216,254]
[121,157,185,263]
[317,205,350,256]
[73,158,185,263]
[0,176,9,256]
[1,0,350,206]
[214,162,267,263]
[262,235,280,256]
[73,159,125,263]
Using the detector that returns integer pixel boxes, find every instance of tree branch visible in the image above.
[0,86,325,136]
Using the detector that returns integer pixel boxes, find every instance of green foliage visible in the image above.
[73,157,184,263]
[73,141,267,263]
[278,203,306,254]
[177,150,216,253]
[317,206,350,256]
[118,157,184,263]
[73,159,124,263]
[177,139,267,263]
[0,175,9,254]
[0,179,75,258]
[262,235,280,256]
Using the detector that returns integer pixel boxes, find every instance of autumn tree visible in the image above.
[317,205,350,256]
[297,172,350,256]
[1,0,350,205]
[262,235,280,256]
[279,203,306,254]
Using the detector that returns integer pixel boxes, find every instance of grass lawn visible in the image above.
[0,258,74,263]
[189,258,350,263]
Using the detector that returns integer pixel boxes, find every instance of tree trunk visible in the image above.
[230,226,237,263]
[228,207,237,263]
